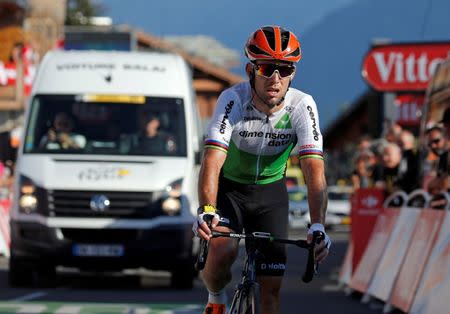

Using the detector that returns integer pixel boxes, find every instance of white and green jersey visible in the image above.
[205,82,323,185]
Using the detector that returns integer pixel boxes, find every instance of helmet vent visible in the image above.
[280,29,290,51]
[248,44,271,56]
[286,47,301,58]
[262,27,276,51]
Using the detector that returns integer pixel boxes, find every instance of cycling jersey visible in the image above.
[205,82,323,184]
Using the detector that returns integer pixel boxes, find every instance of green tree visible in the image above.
[65,0,104,26]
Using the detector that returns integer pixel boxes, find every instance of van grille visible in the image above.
[47,190,162,218]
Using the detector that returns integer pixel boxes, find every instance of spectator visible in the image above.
[373,142,418,195]
[351,149,376,189]
[384,123,403,144]
[39,112,86,150]
[440,107,450,140]
[439,108,450,183]
[427,175,448,196]
[398,130,416,152]
[357,135,373,153]
[426,109,450,195]
[398,129,419,182]
[425,125,448,177]
[130,114,177,155]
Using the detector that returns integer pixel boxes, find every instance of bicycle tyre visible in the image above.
[230,282,261,314]
[229,286,244,314]
[244,282,261,314]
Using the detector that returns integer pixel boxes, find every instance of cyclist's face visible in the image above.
[248,61,295,108]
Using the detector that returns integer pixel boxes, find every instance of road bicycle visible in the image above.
[195,229,324,314]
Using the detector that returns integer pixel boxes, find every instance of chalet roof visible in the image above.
[134,28,243,85]
[164,35,240,69]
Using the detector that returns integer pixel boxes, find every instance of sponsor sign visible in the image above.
[389,209,445,313]
[367,208,421,302]
[411,212,450,314]
[394,94,424,126]
[350,208,400,293]
[350,188,384,271]
[362,43,450,91]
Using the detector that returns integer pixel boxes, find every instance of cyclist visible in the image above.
[192,25,331,314]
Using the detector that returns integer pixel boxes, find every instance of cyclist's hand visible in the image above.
[307,223,332,263]
[192,204,220,241]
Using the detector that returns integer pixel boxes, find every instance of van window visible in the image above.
[24,94,187,156]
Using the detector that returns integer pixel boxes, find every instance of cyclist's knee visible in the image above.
[259,276,283,298]
[208,237,239,265]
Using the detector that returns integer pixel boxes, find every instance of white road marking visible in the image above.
[0,303,47,313]
[55,305,83,314]
[12,291,47,301]
[122,308,150,314]
[321,284,343,292]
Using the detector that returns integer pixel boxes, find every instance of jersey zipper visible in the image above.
[254,115,270,183]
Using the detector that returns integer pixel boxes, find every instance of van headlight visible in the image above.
[18,175,38,214]
[161,178,183,216]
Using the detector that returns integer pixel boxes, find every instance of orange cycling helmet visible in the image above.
[245,25,302,63]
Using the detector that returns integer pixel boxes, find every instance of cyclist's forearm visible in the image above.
[307,179,327,224]
[198,149,226,205]
[300,158,328,224]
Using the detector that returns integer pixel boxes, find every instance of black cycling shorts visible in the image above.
[216,176,289,276]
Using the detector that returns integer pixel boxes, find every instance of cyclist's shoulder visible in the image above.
[286,88,316,106]
[285,89,318,116]
[218,82,251,106]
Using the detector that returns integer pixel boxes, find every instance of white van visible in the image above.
[9,50,202,288]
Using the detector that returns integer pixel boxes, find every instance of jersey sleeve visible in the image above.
[204,89,237,154]
[295,95,324,160]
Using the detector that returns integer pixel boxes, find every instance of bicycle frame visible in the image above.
[195,230,325,314]
[221,232,262,314]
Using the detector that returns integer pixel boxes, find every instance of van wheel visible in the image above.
[8,257,33,287]
[171,260,195,289]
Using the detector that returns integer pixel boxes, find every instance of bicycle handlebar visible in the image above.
[195,230,325,283]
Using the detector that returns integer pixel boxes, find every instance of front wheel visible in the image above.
[244,282,260,314]
[230,282,260,314]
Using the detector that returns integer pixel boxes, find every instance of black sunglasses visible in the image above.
[253,63,296,78]
[429,138,442,145]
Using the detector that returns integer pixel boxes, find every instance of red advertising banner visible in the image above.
[367,208,421,302]
[350,188,384,271]
[394,94,424,126]
[362,43,450,91]
[411,212,450,314]
[389,209,445,313]
[349,208,400,293]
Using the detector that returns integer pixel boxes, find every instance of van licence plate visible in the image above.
[72,244,124,257]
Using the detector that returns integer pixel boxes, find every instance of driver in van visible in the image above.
[39,112,86,150]
[130,113,177,155]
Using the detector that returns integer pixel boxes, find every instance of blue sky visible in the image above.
[101,0,450,129]
[102,0,356,47]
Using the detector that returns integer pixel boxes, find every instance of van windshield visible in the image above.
[24,94,187,156]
